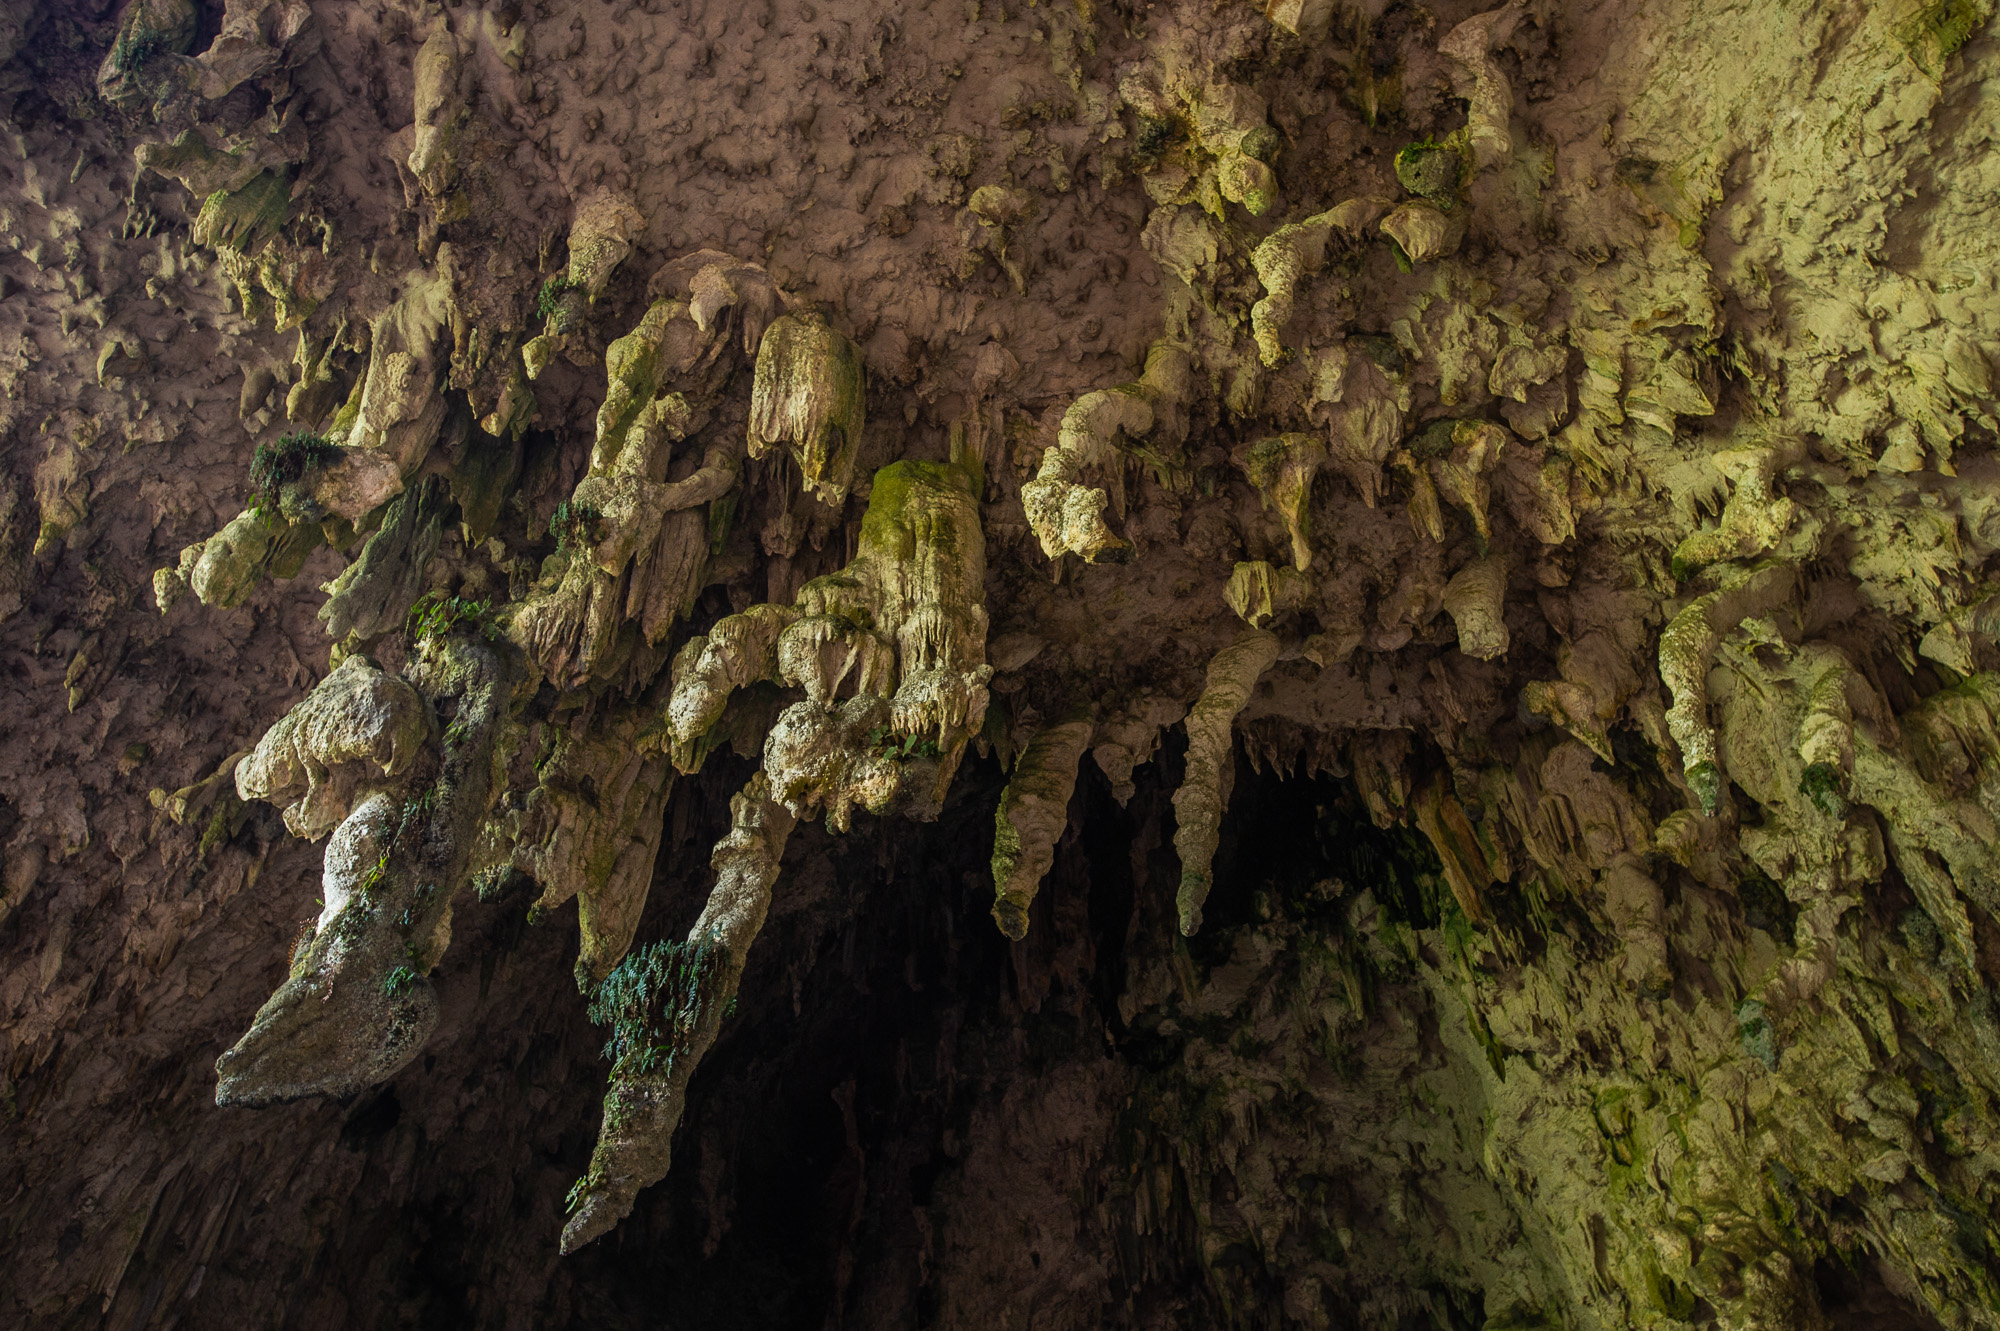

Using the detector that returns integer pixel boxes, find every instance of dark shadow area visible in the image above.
[1815,1256,1947,1331]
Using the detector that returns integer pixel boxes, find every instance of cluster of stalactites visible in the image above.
[1021,342,1193,563]
[556,464,997,1248]
[984,625,1284,944]
[175,232,878,1159]
[667,459,993,832]
[507,255,784,691]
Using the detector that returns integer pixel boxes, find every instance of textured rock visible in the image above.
[747,311,866,507]
[1174,628,1281,935]
[3,0,2000,1325]
[990,713,1095,940]
[233,654,428,841]
[560,772,795,1255]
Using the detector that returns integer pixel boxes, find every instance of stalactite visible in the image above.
[561,772,796,1254]
[1174,628,1280,935]
[1020,343,1191,563]
[747,311,867,507]
[217,626,512,1104]
[990,713,1095,940]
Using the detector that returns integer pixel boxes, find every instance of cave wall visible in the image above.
[1,0,1999,1327]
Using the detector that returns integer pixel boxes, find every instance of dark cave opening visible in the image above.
[1814,1255,1947,1331]
[41,728,1970,1331]
[534,739,1465,1329]
[302,731,1383,1328]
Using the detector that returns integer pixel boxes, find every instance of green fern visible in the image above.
[249,431,342,507]
[537,276,579,327]
[406,590,491,642]
[586,935,729,1077]
[548,499,602,553]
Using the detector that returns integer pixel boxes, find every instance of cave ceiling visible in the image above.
[2,0,2000,1327]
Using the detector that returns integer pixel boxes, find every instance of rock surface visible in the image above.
[1,0,1998,1327]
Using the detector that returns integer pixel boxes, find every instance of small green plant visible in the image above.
[249,431,343,507]
[396,884,438,936]
[1685,759,1723,815]
[867,726,942,762]
[1797,762,1845,818]
[565,1164,607,1213]
[394,788,439,835]
[110,29,165,75]
[353,850,391,905]
[587,935,729,1077]
[406,590,491,642]
[1394,136,1463,209]
[381,965,420,997]
[332,884,381,945]
[548,499,602,553]
[537,275,578,324]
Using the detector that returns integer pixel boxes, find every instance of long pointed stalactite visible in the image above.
[561,771,795,1254]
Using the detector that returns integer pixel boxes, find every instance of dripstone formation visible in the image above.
[2,1,1998,1327]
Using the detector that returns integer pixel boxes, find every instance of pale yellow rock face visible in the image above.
[234,653,428,841]
[5,0,2000,1323]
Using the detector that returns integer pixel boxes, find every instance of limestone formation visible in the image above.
[1237,434,1327,571]
[1021,342,1192,563]
[989,713,1095,939]
[560,772,795,1254]
[746,311,866,507]
[668,455,992,831]
[1173,628,1281,935]
[232,653,428,841]
[6,0,2000,1324]
[219,627,510,1105]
